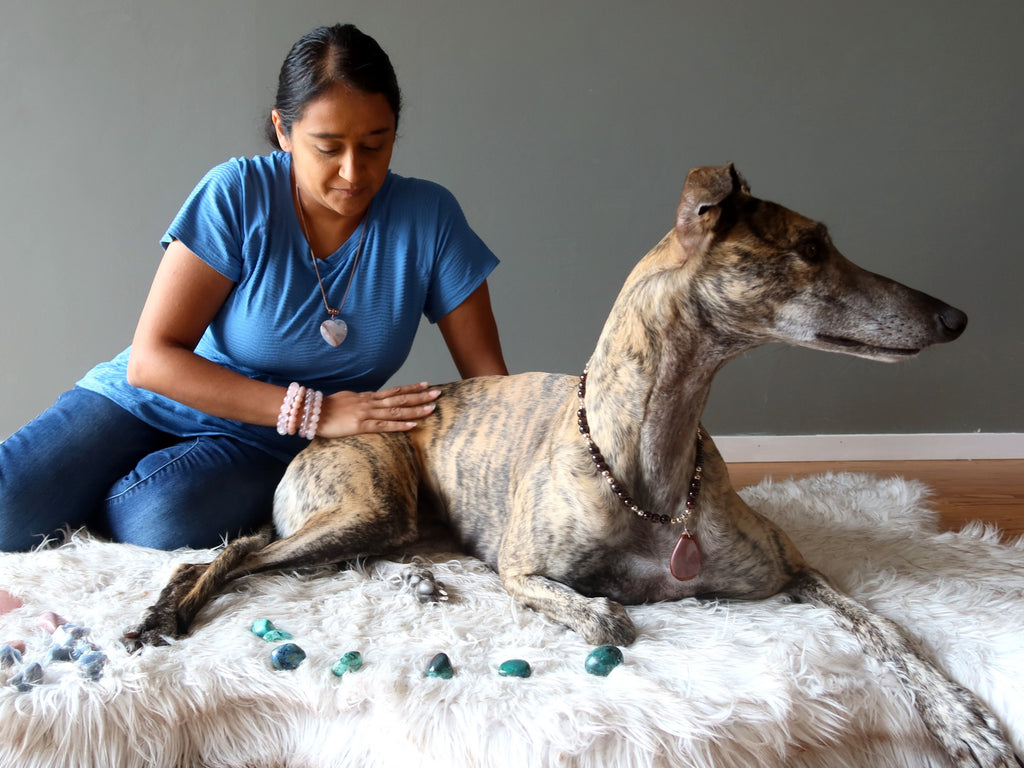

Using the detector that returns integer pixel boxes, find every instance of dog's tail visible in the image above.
[786,568,1022,768]
[177,525,276,626]
[124,526,276,648]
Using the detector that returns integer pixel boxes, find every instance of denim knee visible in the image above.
[0,389,170,551]
[102,436,288,550]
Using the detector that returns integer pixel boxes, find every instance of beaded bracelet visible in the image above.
[276,382,324,440]
[298,388,323,440]
[276,383,304,436]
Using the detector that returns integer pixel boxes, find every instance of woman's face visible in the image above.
[274,83,396,223]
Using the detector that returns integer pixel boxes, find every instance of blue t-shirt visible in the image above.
[77,152,498,460]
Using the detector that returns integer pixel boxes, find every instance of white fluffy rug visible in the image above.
[0,473,1021,768]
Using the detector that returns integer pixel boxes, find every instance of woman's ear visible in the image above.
[271,110,292,152]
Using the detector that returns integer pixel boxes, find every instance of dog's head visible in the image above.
[669,164,967,361]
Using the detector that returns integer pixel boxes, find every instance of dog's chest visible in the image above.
[581,543,709,604]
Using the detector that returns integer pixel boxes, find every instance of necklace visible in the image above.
[295,185,369,347]
[576,365,704,581]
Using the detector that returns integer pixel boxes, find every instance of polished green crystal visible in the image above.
[261,629,293,642]
[425,652,454,679]
[497,659,532,678]
[250,618,275,637]
[331,651,364,677]
[584,645,624,676]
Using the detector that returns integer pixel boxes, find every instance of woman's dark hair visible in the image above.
[265,23,402,148]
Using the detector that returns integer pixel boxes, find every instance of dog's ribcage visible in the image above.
[412,373,575,566]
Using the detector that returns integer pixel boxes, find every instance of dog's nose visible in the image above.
[936,305,968,340]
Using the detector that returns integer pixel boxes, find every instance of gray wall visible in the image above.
[2,0,1021,441]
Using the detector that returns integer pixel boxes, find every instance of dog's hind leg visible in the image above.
[224,432,425,580]
[789,569,1022,768]
[128,432,423,646]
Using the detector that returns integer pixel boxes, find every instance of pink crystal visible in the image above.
[37,611,68,634]
[0,590,22,616]
[670,532,701,581]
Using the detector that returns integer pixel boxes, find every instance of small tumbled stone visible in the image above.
[69,640,100,661]
[0,590,22,616]
[331,651,363,677]
[0,645,23,669]
[250,618,276,637]
[585,645,624,677]
[52,624,89,647]
[11,662,44,691]
[424,652,454,679]
[270,643,306,670]
[77,651,107,681]
[36,611,67,635]
[416,580,436,597]
[44,643,74,664]
[497,659,532,678]
[261,629,293,643]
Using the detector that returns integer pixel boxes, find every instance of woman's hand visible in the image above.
[316,382,441,439]
[129,242,442,439]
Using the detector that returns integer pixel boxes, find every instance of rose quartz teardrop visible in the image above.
[670,532,701,581]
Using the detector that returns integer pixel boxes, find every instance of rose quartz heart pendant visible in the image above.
[670,532,701,581]
[320,317,348,347]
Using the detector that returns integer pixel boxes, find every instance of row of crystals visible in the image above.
[256,619,625,678]
[269,644,623,679]
[428,646,623,679]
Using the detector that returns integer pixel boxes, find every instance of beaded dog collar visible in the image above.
[576,366,703,581]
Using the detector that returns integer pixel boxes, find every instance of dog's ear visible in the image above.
[675,164,746,251]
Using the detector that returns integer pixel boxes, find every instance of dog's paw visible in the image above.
[122,624,174,652]
[122,608,179,652]
[576,597,637,647]
[401,567,449,603]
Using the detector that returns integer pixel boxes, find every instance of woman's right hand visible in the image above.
[316,382,441,439]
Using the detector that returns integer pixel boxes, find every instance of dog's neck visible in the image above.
[583,233,737,517]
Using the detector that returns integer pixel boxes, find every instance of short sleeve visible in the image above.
[421,187,499,323]
[160,160,247,282]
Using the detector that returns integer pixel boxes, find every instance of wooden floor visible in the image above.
[727,459,1024,539]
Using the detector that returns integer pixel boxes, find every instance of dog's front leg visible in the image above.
[501,572,637,646]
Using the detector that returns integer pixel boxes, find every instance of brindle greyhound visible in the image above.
[128,165,1020,767]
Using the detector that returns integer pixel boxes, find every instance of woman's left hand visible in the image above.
[316,382,441,439]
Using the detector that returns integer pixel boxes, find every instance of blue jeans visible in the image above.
[0,388,290,551]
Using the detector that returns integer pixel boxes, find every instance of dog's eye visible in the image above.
[797,240,824,263]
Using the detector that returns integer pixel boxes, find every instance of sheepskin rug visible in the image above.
[0,473,1021,768]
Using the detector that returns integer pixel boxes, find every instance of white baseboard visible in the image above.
[713,433,1024,463]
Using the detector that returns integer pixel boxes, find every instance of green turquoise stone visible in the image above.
[425,652,454,679]
[584,645,624,676]
[251,618,275,637]
[497,659,532,678]
[270,643,306,670]
[261,629,293,642]
[331,651,364,677]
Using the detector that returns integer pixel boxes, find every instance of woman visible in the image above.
[0,23,507,551]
